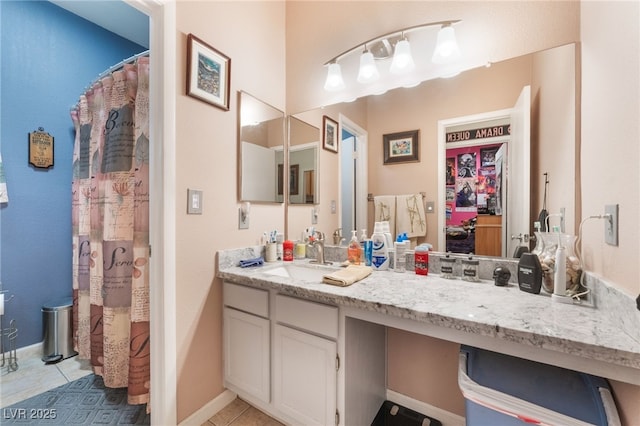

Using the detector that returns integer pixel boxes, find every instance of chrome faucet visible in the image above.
[309,231,332,265]
[333,228,345,246]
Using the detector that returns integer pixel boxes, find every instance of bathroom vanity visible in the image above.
[217,247,640,426]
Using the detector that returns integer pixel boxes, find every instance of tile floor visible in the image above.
[202,398,284,426]
[3,345,282,426]
[0,344,93,408]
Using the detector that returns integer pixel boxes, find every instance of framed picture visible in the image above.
[186,33,231,111]
[383,130,419,164]
[289,164,299,195]
[277,164,300,195]
[322,115,339,153]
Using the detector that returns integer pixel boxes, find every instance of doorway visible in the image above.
[338,115,368,237]
[437,86,531,258]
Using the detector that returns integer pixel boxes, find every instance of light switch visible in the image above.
[187,189,203,214]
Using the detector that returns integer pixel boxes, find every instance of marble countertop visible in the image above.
[217,248,640,377]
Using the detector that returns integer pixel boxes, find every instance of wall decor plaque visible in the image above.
[29,127,54,169]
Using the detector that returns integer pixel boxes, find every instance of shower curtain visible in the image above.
[71,55,150,408]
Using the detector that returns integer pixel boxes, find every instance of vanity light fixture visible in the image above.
[356,46,380,84]
[324,62,346,91]
[323,20,461,92]
[389,35,415,75]
[432,23,461,64]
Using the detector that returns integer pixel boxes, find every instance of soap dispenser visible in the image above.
[348,230,362,265]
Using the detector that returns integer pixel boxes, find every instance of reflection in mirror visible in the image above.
[238,91,285,203]
[288,117,319,204]
[287,44,578,260]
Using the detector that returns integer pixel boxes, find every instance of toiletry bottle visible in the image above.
[363,239,373,266]
[517,253,543,293]
[359,229,367,262]
[348,230,362,265]
[394,235,407,273]
[283,240,294,262]
[371,222,390,270]
[276,233,284,261]
[414,244,429,276]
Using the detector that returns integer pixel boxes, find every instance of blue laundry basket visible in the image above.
[458,345,620,425]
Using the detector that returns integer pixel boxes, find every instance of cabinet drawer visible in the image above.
[223,282,269,318]
[275,294,338,340]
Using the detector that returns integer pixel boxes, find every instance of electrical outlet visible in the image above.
[331,200,336,214]
[604,204,618,246]
[311,208,318,225]
[425,201,435,213]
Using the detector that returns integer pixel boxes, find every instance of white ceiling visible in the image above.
[49,1,149,48]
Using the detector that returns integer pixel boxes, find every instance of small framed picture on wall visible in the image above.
[383,130,419,164]
[322,115,339,153]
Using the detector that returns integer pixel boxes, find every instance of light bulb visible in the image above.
[357,51,380,84]
[390,39,415,75]
[432,25,461,64]
[324,63,345,91]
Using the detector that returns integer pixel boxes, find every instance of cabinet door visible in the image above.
[274,324,337,426]
[223,307,270,403]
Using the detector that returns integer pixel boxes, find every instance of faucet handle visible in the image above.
[314,231,325,242]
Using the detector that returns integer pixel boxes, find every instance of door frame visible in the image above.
[437,109,511,255]
[339,114,368,234]
[125,1,177,424]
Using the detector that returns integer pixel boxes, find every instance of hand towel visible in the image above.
[322,265,372,287]
[374,195,396,237]
[396,194,427,238]
[239,257,264,268]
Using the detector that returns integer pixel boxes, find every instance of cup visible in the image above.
[265,242,277,262]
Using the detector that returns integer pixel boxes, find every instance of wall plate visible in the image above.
[604,204,618,246]
[187,189,203,214]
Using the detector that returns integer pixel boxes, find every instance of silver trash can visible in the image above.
[42,297,78,363]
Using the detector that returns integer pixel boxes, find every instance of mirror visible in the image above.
[238,91,285,203]
[287,44,578,259]
[288,116,319,204]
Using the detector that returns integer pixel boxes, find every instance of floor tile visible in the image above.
[230,406,284,426]
[208,397,250,426]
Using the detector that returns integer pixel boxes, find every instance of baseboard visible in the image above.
[15,341,43,360]
[386,389,465,426]
[178,389,237,426]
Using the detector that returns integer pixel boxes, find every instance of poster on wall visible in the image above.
[457,153,476,178]
[476,167,496,213]
[456,178,477,211]
[480,147,499,166]
[446,186,456,202]
[446,157,456,185]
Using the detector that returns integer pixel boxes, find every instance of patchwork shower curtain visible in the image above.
[71,56,150,408]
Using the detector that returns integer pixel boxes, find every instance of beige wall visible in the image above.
[175,1,286,421]
[580,2,640,424]
[171,0,639,423]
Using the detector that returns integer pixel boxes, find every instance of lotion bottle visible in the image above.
[371,222,390,270]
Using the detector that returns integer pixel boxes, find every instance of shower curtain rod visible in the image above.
[71,50,150,111]
[95,49,149,82]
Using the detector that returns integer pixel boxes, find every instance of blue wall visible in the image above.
[0,1,146,348]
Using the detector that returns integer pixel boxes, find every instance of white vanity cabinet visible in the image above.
[223,282,340,425]
[223,282,270,403]
[273,294,339,426]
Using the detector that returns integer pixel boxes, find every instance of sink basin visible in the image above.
[263,263,337,282]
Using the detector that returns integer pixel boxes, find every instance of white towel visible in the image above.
[374,195,396,236]
[396,194,427,238]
